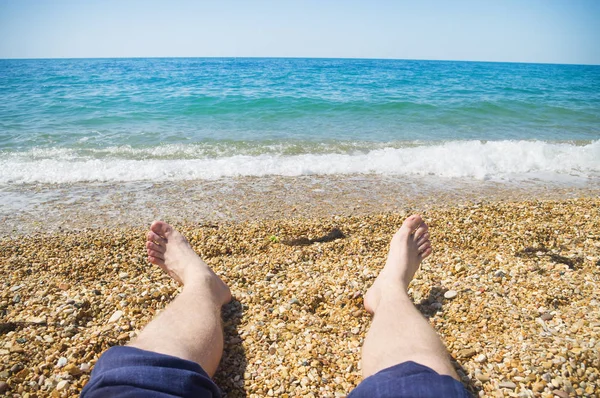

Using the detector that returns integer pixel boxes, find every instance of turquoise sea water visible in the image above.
[0,58,599,183]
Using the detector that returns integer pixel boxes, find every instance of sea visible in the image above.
[0,58,599,232]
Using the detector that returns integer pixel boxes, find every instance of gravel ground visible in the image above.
[1,198,599,397]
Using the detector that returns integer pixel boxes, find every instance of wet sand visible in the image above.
[1,174,598,236]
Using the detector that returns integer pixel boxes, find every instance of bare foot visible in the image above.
[146,221,231,305]
[364,215,432,314]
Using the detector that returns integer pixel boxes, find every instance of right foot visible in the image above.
[364,215,432,314]
[146,221,231,305]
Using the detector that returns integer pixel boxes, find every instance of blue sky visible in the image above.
[1,0,599,64]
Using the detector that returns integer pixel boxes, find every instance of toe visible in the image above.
[416,232,430,246]
[413,223,429,241]
[146,241,165,253]
[400,215,423,235]
[150,220,173,238]
[418,241,432,255]
[147,248,165,260]
[147,231,167,246]
[419,246,432,259]
[148,255,165,267]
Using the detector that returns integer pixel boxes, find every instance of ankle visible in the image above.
[183,273,231,306]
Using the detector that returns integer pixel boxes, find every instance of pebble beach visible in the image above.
[1,196,599,397]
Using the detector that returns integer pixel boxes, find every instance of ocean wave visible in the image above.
[0,140,598,184]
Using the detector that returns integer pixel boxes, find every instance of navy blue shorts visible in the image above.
[82,346,469,397]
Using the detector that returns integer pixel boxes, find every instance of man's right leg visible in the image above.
[348,215,468,398]
[360,214,458,380]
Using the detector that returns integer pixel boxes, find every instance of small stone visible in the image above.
[532,382,544,392]
[80,363,91,373]
[474,354,487,363]
[494,270,506,278]
[108,310,123,323]
[10,364,23,373]
[541,312,554,321]
[268,346,276,355]
[10,285,22,292]
[458,348,477,358]
[476,373,490,382]
[352,309,363,317]
[289,298,300,305]
[58,283,70,290]
[0,370,8,379]
[499,381,517,390]
[13,294,21,303]
[444,290,457,299]
[118,272,129,279]
[117,332,129,340]
[553,391,569,398]
[15,368,29,379]
[56,380,70,390]
[542,361,552,369]
[56,357,68,368]
[350,327,360,335]
[64,364,81,376]
[0,381,8,394]
[9,346,24,353]
[551,379,560,388]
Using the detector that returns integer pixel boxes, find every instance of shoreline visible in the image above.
[1,174,599,236]
[1,197,599,396]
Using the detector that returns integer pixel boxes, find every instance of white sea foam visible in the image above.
[1,140,598,184]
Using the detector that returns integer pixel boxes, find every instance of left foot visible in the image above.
[146,221,231,305]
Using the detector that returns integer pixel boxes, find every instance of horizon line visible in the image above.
[1,55,598,67]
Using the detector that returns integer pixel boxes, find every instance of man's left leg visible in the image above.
[82,221,232,397]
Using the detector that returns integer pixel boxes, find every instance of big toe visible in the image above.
[399,214,423,236]
[150,220,173,238]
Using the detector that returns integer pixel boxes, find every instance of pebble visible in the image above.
[553,391,569,398]
[532,381,544,392]
[64,363,81,376]
[10,364,23,373]
[108,310,123,323]
[56,380,70,391]
[499,381,517,390]
[80,363,91,373]
[0,381,7,394]
[474,354,487,363]
[444,290,458,299]
[458,348,477,358]
[56,357,67,368]
[540,312,554,321]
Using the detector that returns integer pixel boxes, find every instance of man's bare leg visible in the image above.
[128,221,232,377]
[362,215,458,380]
